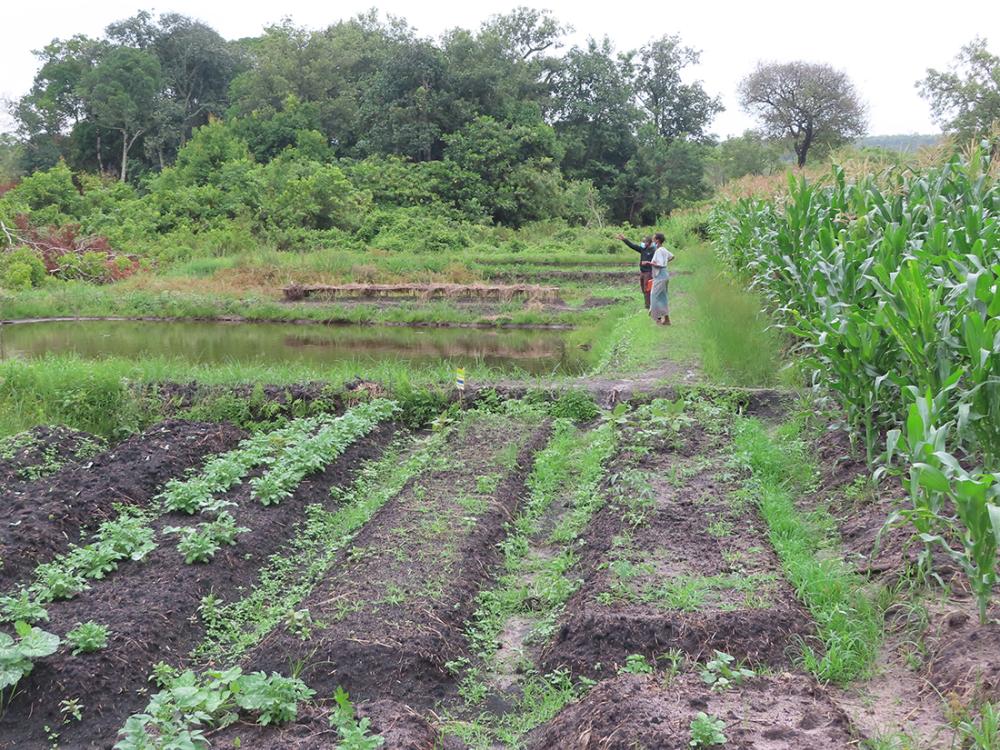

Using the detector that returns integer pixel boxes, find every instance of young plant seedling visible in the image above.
[689,711,726,747]
[329,687,384,749]
[700,650,754,692]
[66,622,109,655]
[0,621,60,716]
[617,653,654,675]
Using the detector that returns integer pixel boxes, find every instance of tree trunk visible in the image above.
[796,124,814,168]
[96,131,104,174]
[119,129,144,182]
[120,130,129,182]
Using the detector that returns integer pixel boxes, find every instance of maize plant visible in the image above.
[711,147,1000,618]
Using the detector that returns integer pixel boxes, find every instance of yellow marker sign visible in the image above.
[456,368,466,390]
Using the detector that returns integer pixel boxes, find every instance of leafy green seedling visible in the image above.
[66,622,109,655]
[32,564,87,601]
[618,653,654,675]
[330,687,384,749]
[234,672,314,726]
[0,621,60,714]
[689,712,726,747]
[700,650,754,692]
[0,592,48,624]
[59,697,84,722]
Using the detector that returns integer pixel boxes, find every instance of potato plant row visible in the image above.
[0,400,398,724]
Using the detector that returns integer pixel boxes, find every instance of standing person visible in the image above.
[616,233,655,309]
[648,232,675,325]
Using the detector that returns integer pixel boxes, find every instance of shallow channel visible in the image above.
[0,319,590,375]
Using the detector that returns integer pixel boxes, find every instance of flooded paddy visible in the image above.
[0,319,591,375]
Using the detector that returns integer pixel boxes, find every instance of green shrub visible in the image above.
[2,161,82,225]
[360,207,474,254]
[0,247,47,289]
[549,389,599,422]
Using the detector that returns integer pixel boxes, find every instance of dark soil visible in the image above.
[245,418,551,711]
[156,380,341,414]
[0,423,396,750]
[0,420,244,590]
[540,424,812,678]
[0,425,102,489]
[801,428,952,585]
[209,698,455,749]
[526,673,856,749]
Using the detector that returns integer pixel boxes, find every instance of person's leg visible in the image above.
[663,280,671,324]
[640,273,651,309]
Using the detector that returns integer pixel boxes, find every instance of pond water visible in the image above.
[0,319,590,375]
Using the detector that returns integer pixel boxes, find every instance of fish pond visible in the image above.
[0,318,592,375]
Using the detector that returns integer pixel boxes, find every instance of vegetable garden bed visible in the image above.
[0,407,397,748]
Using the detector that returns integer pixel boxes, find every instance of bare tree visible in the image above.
[739,61,867,167]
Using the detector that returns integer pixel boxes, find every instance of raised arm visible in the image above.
[615,233,644,253]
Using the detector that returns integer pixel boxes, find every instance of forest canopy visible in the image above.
[6,8,725,227]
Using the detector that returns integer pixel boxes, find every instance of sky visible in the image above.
[1,0,995,138]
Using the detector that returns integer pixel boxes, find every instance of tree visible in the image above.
[443,115,565,224]
[479,7,567,61]
[738,61,867,167]
[707,131,786,185]
[357,36,458,161]
[0,135,25,183]
[106,12,241,165]
[635,35,722,141]
[78,47,163,181]
[918,38,1000,143]
[613,125,710,223]
[12,35,108,171]
[549,38,640,193]
[226,15,394,158]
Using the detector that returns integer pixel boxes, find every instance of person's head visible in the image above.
[641,235,652,248]
[653,232,666,247]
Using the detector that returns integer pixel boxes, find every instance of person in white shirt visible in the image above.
[646,232,675,325]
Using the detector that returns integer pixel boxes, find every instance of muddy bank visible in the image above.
[1,314,575,330]
[527,673,856,749]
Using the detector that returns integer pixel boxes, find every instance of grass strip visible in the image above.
[444,418,616,748]
[731,416,883,684]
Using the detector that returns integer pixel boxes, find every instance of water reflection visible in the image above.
[0,320,588,375]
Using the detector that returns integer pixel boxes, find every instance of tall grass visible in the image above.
[0,353,516,439]
[0,356,162,439]
[687,242,787,387]
[732,417,883,684]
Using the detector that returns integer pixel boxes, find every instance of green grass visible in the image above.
[590,231,785,387]
[687,241,788,387]
[443,419,616,747]
[0,353,479,439]
[731,416,884,684]
[0,282,593,327]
